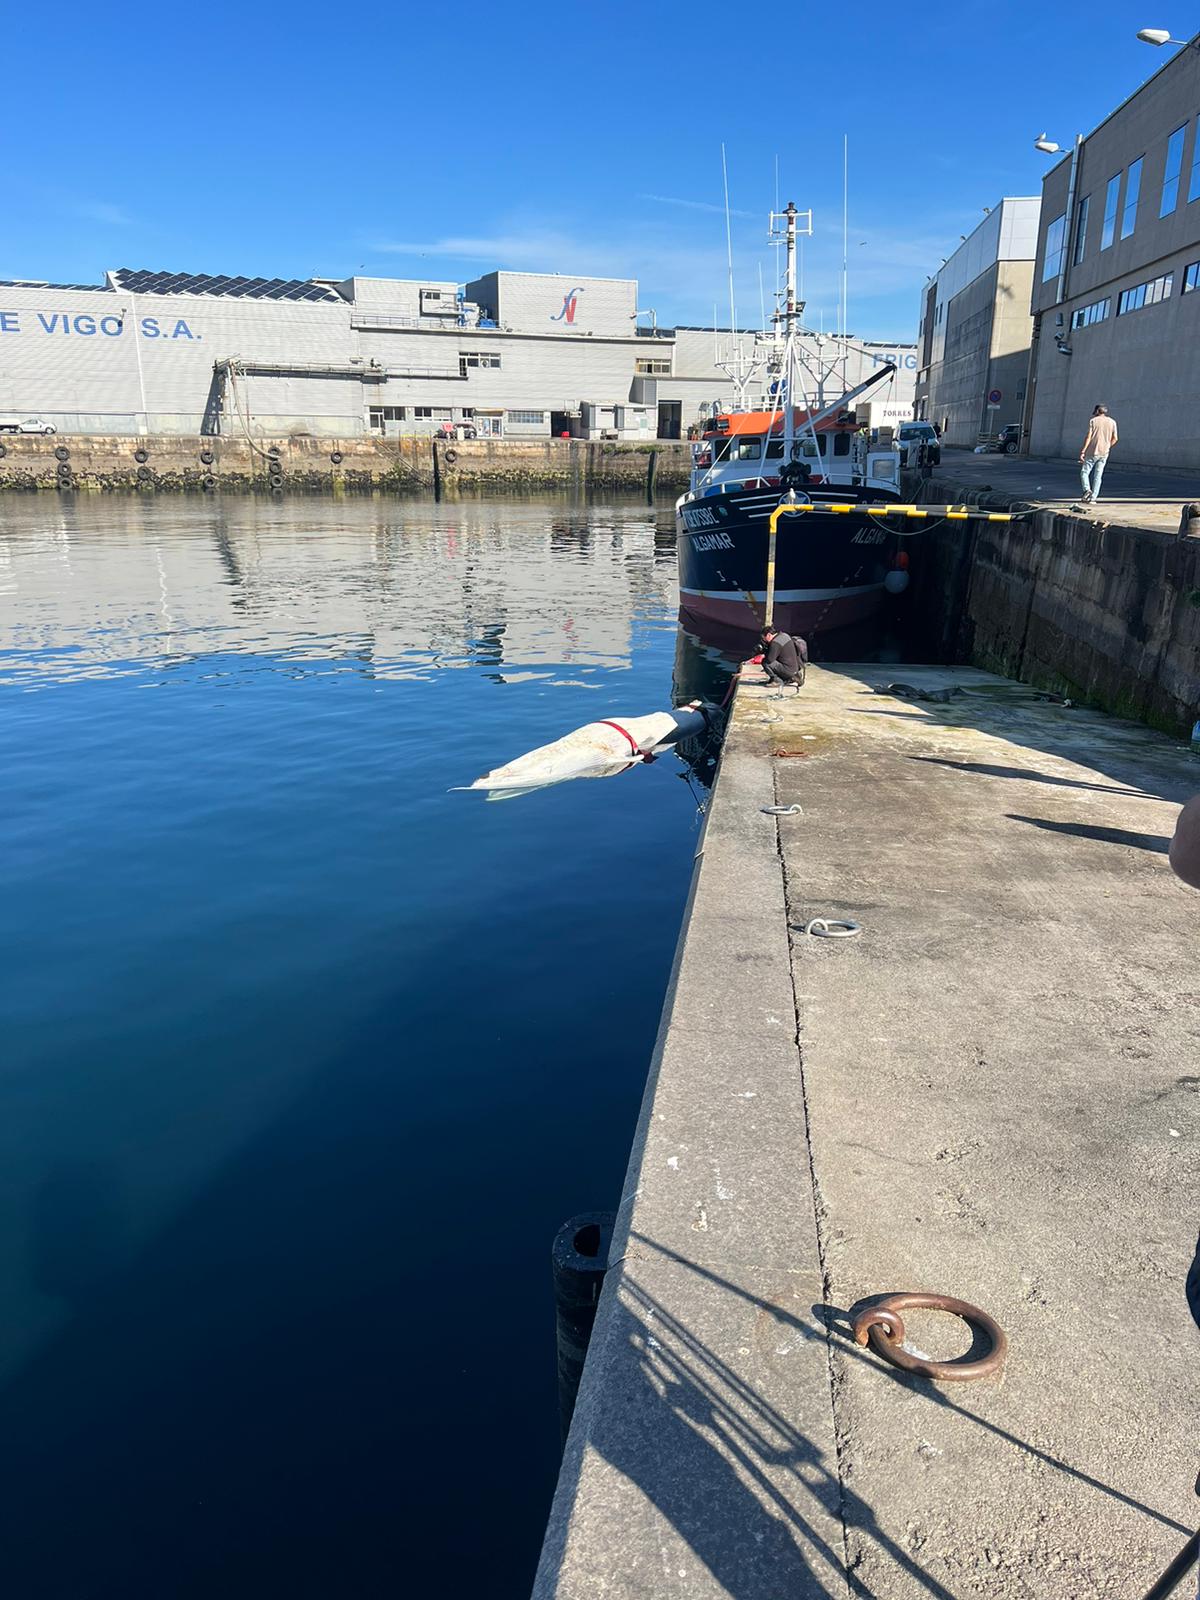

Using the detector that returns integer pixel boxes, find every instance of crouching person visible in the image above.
[759,625,807,689]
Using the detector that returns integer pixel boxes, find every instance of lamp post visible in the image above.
[1033,133,1084,306]
[1135,26,1200,48]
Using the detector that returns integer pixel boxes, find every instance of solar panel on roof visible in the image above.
[107,267,341,302]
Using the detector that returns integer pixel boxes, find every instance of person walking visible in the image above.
[1075,403,1118,506]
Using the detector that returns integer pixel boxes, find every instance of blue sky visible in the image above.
[3,0,1183,341]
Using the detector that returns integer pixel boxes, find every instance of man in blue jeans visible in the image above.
[1074,403,1118,506]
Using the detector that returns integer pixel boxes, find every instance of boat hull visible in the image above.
[675,484,901,642]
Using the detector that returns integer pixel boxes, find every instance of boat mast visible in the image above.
[784,200,798,338]
[768,200,811,465]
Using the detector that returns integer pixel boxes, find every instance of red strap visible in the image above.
[598,719,642,756]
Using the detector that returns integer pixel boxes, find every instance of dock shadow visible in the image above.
[569,1237,1191,1600]
[908,755,1159,800]
[1006,813,1170,853]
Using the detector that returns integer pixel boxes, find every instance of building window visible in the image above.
[1120,157,1142,238]
[506,410,545,424]
[1162,125,1187,216]
[634,358,671,375]
[1073,194,1090,264]
[1182,261,1200,293]
[461,407,475,418]
[1101,173,1121,249]
[368,405,408,428]
[1070,298,1110,328]
[414,406,452,420]
[1116,272,1173,315]
[1190,117,1200,203]
[1042,212,1067,281]
[459,351,500,375]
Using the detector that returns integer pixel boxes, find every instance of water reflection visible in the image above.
[0,493,717,1598]
[0,497,680,688]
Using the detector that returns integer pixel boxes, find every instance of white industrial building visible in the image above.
[0,265,915,440]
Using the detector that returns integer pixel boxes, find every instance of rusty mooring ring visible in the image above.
[851,1292,1007,1383]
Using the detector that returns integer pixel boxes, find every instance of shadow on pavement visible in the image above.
[581,1237,1191,1600]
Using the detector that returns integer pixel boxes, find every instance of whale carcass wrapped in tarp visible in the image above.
[463,701,714,796]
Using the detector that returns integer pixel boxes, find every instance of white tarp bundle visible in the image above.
[462,703,712,796]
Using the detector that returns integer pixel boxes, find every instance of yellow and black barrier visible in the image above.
[763,501,1018,627]
[768,502,1016,528]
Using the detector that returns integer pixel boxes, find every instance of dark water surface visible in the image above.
[0,495,725,1598]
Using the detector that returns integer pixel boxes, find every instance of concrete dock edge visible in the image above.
[531,687,847,1599]
[532,664,1199,1599]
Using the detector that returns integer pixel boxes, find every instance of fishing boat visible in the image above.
[676,202,910,643]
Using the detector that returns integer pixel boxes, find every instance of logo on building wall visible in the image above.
[550,287,584,325]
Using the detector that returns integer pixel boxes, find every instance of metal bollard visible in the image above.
[552,1210,615,1445]
[1178,502,1200,538]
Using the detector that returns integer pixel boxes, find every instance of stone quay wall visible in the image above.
[0,435,693,497]
[906,472,1200,737]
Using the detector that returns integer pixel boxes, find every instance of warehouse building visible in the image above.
[0,265,915,440]
[913,197,1040,446]
[1027,33,1200,468]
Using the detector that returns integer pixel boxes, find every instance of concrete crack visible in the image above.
[769,756,857,1600]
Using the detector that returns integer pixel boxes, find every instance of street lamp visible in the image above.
[1136,26,1200,48]
[1034,133,1066,154]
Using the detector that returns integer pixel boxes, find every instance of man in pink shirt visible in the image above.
[1075,403,1118,505]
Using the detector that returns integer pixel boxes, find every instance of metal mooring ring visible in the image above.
[852,1292,1007,1383]
[804,917,861,938]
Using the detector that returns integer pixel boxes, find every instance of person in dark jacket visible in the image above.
[759,626,807,689]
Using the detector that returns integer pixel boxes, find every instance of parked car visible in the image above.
[998,423,1021,456]
[0,416,57,434]
[435,420,477,441]
[897,420,940,467]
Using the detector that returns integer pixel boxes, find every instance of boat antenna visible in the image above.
[721,142,738,336]
[841,134,849,346]
[758,262,766,334]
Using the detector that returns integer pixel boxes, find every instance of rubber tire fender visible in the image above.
[443,448,458,465]
[54,445,70,462]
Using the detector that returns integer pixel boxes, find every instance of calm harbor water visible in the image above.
[0,494,727,1598]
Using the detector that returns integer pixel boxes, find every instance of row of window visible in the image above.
[1069,263,1197,329]
[1071,297,1110,328]
[634,358,671,375]
[368,406,547,426]
[715,432,852,463]
[1117,271,1173,314]
[1046,116,1200,281]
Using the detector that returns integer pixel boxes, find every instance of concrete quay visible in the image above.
[929,447,1200,536]
[904,459,1200,737]
[533,663,1199,1599]
[0,434,691,496]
